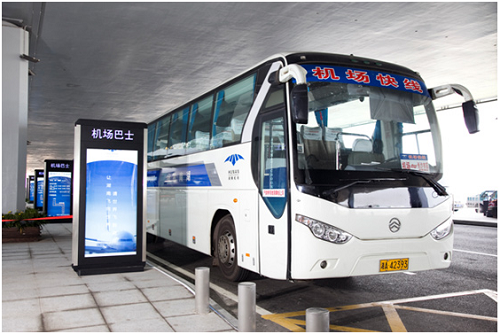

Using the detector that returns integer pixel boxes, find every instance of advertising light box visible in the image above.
[72,119,147,275]
[85,149,138,258]
[28,175,35,203]
[44,160,73,220]
[34,169,44,210]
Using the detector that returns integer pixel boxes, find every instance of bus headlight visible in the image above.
[296,214,352,244]
[430,218,453,240]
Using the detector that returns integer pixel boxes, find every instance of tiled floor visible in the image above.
[2,223,236,332]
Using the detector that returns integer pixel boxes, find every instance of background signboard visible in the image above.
[34,169,44,210]
[44,160,73,220]
[72,119,147,275]
[28,175,35,203]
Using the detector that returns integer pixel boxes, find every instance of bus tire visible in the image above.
[215,214,249,282]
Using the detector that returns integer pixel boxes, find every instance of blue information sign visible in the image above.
[47,172,72,216]
[28,175,35,202]
[34,169,44,210]
[44,160,73,218]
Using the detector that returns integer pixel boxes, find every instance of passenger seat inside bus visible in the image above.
[324,128,342,167]
[347,139,384,166]
[187,112,210,152]
[212,100,235,148]
[301,126,337,170]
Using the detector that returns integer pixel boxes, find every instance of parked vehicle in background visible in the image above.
[478,190,496,216]
[467,190,497,217]
[453,200,463,211]
[486,191,497,218]
[466,194,480,210]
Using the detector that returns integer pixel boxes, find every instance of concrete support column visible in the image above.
[2,22,29,213]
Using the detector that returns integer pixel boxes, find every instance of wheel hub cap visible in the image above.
[218,231,235,265]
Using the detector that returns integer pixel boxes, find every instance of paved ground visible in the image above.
[2,223,236,332]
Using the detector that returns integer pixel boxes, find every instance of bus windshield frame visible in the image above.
[291,64,445,205]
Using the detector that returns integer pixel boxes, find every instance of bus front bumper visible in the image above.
[290,224,453,280]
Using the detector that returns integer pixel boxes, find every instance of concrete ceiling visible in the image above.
[2,2,497,175]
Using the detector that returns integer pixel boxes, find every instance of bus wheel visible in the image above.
[215,214,249,282]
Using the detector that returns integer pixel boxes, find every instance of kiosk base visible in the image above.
[72,262,145,276]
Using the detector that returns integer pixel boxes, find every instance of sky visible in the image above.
[438,100,499,201]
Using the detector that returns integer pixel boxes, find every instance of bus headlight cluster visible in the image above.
[430,218,453,240]
[296,214,352,244]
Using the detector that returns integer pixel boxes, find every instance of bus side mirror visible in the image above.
[462,100,479,134]
[291,84,309,124]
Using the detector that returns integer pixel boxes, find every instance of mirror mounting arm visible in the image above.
[429,84,473,101]
[278,64,309,124]
[279,65,308,84]
[429,84,479,134]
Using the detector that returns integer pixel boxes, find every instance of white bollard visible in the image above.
[195,267,210,314]
[306,307,329,332]
[238,282,256,332]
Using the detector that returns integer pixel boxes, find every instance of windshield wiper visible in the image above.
[389,168,448,196]
[325,179,372,195]
[323,178,405,196]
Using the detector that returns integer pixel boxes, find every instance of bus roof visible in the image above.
[147,52,423,124]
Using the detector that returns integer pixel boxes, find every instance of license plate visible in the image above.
[380,258,409,272]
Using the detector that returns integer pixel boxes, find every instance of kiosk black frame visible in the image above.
[27,175,35,203]
[72,119,147,275]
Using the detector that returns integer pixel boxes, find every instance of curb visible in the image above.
[453,220,497,228]
[146,254,239,330]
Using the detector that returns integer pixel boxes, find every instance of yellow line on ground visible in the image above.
[261,289,498,332]
[327,302,383,313]
[261,314,306,332]
[262,310,306,320]
[330,324,379,332]
[261,313,380,332]
[261,302,381,322]
[381,304,407,332]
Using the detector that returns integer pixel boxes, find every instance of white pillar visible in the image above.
[2,22,29,213]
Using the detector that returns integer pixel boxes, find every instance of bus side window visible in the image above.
[263,84,285,109]
[147,123,156,162]
[211,74,256,148]
[167,107,189,157]
[186,95,213,153]
[154,116,171,160]
[260,117,287,218]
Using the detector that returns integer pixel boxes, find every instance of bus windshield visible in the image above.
[295,78,442,185]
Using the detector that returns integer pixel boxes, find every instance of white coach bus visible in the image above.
[146,52,478,281]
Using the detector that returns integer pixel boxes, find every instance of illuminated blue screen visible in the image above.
[29,179,35,202]
[36,177,44,207]
[84,149,138,257]
[47,172,72,217]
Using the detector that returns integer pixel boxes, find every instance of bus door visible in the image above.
[256,110,290,280]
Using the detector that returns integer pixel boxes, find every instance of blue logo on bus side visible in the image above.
[225,154,244,166]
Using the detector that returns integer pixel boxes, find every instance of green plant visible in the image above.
[2,208,47,233]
